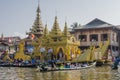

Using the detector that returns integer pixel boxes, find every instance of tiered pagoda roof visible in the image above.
[41,16,80,56]
[49,16,62,37]
[27,4,44,38]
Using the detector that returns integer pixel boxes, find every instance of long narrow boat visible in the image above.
[39,62,96,72]
[0,63,36,68]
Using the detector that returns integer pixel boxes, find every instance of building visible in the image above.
[70,18,120,58]
[40,16,80,61]
[0,34,21,54]
[23,3,80,61]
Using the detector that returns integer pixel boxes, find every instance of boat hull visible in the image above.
[40,62,96,72]
[0,64,36,68]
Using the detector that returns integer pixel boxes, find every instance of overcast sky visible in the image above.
[0,0,120,38]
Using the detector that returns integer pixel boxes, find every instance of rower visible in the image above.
[118,62,120,73]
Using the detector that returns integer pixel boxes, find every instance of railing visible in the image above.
[80,41,99,46]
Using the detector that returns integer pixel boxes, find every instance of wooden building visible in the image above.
[70,18,120,57]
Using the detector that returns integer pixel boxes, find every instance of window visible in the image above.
[90,34,98,41]
[79,35,87,42]
[101,34,108,41]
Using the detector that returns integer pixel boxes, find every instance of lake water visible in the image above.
[0,66,120,80]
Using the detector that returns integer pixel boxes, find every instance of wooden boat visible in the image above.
[0,63,36,68]
[12,64,36,68]
[39,62,96,72]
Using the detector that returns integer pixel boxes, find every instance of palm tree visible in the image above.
[71,22,82,32]
[71,22,78,29]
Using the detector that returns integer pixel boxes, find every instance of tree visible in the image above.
[71,22,82,29]
[71,22,78,29]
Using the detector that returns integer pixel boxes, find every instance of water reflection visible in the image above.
[0,66,120,80]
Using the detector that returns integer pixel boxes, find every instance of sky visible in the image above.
[0,0,120,38]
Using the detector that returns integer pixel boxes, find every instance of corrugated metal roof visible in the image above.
[74,18,114,29]
[86,18,111,26]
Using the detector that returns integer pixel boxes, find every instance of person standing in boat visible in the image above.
[47,48,56,69]
[47,48,53,61]
[117,61,120,73]
[57,48,64,62]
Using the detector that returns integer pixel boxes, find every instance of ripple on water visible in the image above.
[0,67,18,80]
[0,66,119,80]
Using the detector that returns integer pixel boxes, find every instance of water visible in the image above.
[0,66,119,80]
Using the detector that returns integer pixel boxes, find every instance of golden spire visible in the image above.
[63,21,70,36]
[53,16,60,30]
[50,16,62,36]
[44,24,49,37]
[29,0,44,38]
[37,0,41,13]
[36,0,41,22]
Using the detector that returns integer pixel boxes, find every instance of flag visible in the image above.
[31,34,35,40]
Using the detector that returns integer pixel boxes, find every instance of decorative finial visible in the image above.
[38,0,40,6]
[37,0,40,12]
[55,16,57,21]
[45,21,47,27]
